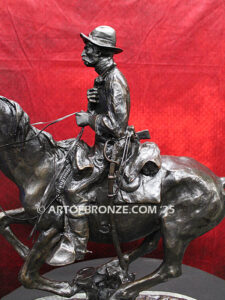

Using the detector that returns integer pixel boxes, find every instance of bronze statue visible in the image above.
[0,26,224,300]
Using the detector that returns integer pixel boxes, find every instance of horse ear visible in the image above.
[0,96,29,143]
[0,96,14,138]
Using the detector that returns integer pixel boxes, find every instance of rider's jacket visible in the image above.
[76,60,161,191]
[88,61,130,144]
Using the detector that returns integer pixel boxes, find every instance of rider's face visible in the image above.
[81,42,100,67]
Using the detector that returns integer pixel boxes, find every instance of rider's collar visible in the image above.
[95,58,116,78]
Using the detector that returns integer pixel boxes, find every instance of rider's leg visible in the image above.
[66,216,89,260]
[0,208,31,259]
[63,166,103,261]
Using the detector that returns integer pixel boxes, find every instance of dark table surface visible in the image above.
[3,258,225,300]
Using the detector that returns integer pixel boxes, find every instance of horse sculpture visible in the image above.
[0,95,224,300]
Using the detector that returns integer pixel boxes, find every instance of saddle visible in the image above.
[45,132,162,267]
[117,141,162,204]
[74,129,162,204]
[74,140,94,172]
[123,141,161,184]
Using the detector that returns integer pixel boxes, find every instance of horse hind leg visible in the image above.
[124,230,161,264]
[110,225,188,300]
[103,230,161,273]
[95,230,161,294]
[0,207,30,259]
[98,230,161,275]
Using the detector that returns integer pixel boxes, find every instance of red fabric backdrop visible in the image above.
[0,0,225,297]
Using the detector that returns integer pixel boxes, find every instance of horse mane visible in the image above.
[0,96,58,149]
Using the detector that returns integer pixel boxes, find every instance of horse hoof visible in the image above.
[59,282,80,298]
[109,288,137,300]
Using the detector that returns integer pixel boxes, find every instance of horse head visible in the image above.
[0,96,60,192]
[0,96,30,146]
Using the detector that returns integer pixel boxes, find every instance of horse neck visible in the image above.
[0,127,51,187]
[0,97,55,187]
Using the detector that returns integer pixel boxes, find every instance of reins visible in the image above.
[0,205,38,221]
[0,112,77,150]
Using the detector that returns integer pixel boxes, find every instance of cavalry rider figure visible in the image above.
[75,25,131,256]
[48,26,161,266]
[48,26,131,265]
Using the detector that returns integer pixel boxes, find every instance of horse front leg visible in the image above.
[0,207,31,259]
[18,225,79,297]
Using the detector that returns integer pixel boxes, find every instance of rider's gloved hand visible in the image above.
[87,88,99,104]
[75,110,90,127]
[75,111,96,129]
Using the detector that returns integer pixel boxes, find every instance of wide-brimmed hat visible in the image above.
[80,26,123,54]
